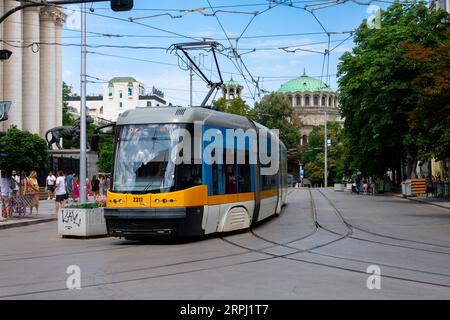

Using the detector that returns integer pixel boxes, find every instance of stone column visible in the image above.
[3,0,23,130]
[39,7,56,137]
[22,6,40,134]
[54,15,65,129]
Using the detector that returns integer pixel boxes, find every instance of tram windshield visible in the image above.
[112,124,201,193]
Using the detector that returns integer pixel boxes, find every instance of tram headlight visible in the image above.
[162,199,167,204]
[154,199,160,203]
[118,199,123,204]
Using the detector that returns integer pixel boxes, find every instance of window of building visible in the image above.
[147,101,152,107]
[128,87,133,97]
[119,91,123,99]
[108,86,113,98]
[305,95,310,106]
[288,95,292,105]
[301,135,308,145]
[296,96,301,106]
[322,96,326,106]
[99,106,103,114]
[119,102,123,108]
[329,97,332,106]
[314,95,319,106]
[334,98,337,107]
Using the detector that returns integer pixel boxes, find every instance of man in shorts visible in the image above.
[54,171,67,213]
[46,171,56,200]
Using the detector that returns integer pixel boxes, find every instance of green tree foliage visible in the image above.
[63,82,75,126]
[213,97,251,117]
[337,2,449,176]
[303,122,346,185]
[0,126,49,173]
[401,29,450,161]
[252,93,301,154]
[97,141,113,173]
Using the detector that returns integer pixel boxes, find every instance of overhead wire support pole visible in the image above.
[79,1,87,204]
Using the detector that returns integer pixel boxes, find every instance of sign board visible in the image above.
[0,101,11,122]
[300,169,304,179]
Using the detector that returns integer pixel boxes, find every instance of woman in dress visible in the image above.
[28,171,40,215]
[72,175,79,203]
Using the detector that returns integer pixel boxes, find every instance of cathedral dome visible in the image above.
[278,72,332,93]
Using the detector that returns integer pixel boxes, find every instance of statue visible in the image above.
[45,117,94,150]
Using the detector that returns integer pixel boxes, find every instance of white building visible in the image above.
[430,0,450,12]
[0,1,66,136]
[67,77,167,123]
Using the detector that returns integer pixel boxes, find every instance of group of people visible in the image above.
[46,171,111,213]
[0,170,111,220]
[0,170,41,218]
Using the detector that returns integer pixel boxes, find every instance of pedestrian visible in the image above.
[10,170,20,198]
[85,177,91,200]
[28,171,40,215]
[105,175,111,194]
[91,175,100,200]
[98,175,105,197]
[355,174,361,194]
[72,175,79,203]
[0,171,10,220]
[66,172,74,204]
[46,171,56,200]
[54,171,67,213]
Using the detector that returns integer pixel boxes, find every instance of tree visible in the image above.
[337,2,449,178]
[401,29,450,161]
[302,122,346,185]
[252,93,301,153]
[97,142,113,173]
[213,97,251,117]
[63,82,75,126]
[0,126,49,173]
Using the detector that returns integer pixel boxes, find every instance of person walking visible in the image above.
[28,171,40,215]
[98,175,105,197]
[72,175,79,203]
[46,171,56,200]
[91,175,100,200]
[85,177,91,200]
[65,172,74,204]
[54,171,67,213]
[10,170,20,198]
[0,172,10,220]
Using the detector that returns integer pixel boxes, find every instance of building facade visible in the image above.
[0,1,66,136]
[277,71,341,145]
[430,0,450,12]
[67,77,167,123]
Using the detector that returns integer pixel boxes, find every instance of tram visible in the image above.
[104,106,288,239]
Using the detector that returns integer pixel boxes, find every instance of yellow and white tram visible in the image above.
[104,106,288,239]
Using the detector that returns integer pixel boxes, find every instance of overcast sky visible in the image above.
[61,0,393,106]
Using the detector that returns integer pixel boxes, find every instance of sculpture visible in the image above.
[45,117,93,150]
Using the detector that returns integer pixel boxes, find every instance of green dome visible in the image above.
[278,73,332,93]
[224,78,241,87]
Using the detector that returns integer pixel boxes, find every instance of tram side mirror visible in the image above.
[111,0,134,12]
[91,134,99,152]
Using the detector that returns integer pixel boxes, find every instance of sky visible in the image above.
[61,0,395,106]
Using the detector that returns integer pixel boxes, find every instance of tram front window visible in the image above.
[112,124,201,193]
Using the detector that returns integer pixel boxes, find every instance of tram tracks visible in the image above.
[1,188,449,299]
[221,188,450,288]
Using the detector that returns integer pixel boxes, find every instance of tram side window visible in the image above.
[225,164,236,194]
[238,150,251,193]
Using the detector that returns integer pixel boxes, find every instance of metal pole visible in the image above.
[324,110,328,188]
[189,60,193,107]
[79,2,87,204]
